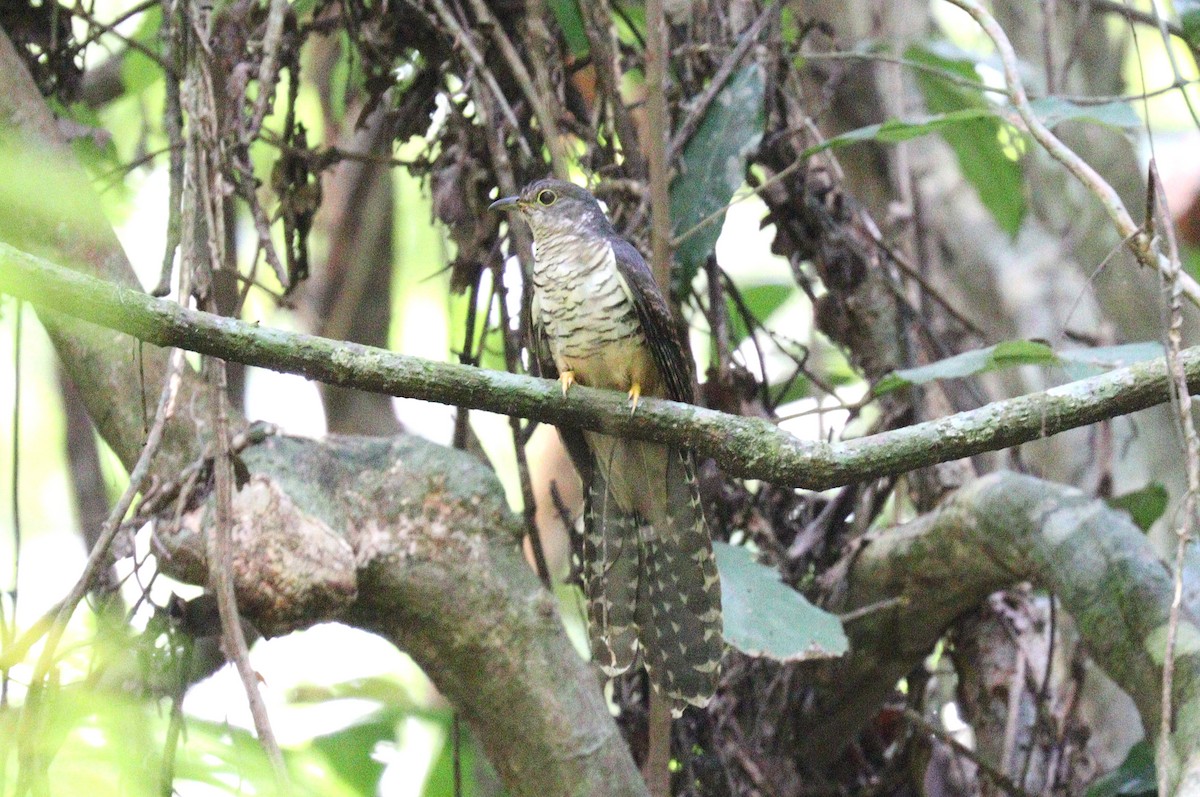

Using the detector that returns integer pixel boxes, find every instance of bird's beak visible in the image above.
[488,195,520,211]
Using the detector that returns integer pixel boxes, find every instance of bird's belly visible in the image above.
[558,337,662,395]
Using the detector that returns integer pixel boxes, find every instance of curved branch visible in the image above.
[3,242,1200,490]
[811,472,1200,793]
[161,433,649,797]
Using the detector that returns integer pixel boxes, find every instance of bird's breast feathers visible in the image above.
[533,237,660,393]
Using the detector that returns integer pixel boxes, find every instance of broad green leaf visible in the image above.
[907,43,1027,237]
[1108,483,1169,533]
[874,340,1056,394]
[120,6,166,96]
[422,708,479,797]
[1180,0,1200,49]
[548,0,590,58]
[805,108,998,157]
[1058,342,1163,380]
[670,64,765,299]
[1146,620,1200,664]
[1086,741,1156,797]
[1028,97,1141,130]
[311,709,403,796]
[716,542,848,661]
[727,281,795,345]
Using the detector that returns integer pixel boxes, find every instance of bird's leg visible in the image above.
[559,370,575,396]
[628,382,641,414]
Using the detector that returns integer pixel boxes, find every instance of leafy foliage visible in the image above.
[875,341,1164,393]
[716,542,848,661]
[670,64,765,299]
[906,42,1027,236]
[1107,483,1169,533]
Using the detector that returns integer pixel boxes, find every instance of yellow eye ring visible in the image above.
[536,189,557,206]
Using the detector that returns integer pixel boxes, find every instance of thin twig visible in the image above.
[645,0,672,294]
[15,344,186,793]
[464,0,568,175]
[667,3,773,161]
[244,0,289,142]
[579,0,646,177]
[941,0,1200,309]
[423,0,533,160]
[903,708,1031,797]
[1151,159,1200,797]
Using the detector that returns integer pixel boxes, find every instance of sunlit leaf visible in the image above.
[422,708,479,797]
[1108,483,1169,533]
[311,709,403,796]
[728,281,795,345]
[670,64,765,299]
[1180,0,1200,49]
[874,340,1056,394]
[907,42,1026,237]
[716,542,848,661]
[1058,342,1163,380]
[547,0,590,58]
[119,6,166,96]
[806,108,998,155]
[1086,741,1156,797]
[1028,97,1141,129]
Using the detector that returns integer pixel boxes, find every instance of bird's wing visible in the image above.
[609,238,695,404]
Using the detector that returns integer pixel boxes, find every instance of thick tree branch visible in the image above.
[161,433,649,797]
[813,471,1200,794]
[4,241,1200,490]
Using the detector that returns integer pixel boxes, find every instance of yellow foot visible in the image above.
[559,370,575,396]
[627,383,641,414]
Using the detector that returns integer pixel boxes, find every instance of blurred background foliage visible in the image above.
[0,0,1199,794]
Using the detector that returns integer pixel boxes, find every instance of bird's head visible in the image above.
[489,178,613,240]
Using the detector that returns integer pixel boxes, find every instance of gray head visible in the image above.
[489,178,614,240]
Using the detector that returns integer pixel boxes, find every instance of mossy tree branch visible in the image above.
[2,240,1199,489]
[818,472,1200,794]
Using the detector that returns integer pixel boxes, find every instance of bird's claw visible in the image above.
[628,383,641,415]
[560,371,575,396]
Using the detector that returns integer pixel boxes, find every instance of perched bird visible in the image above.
[490,178,723,710]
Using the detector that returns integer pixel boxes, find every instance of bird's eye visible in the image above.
[536,189,557,206]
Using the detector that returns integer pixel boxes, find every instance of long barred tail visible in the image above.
[582,468,643,676]
[582,443,723,711]
[642,447,722,711]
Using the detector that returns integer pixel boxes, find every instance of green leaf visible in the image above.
[1108,483,1169,533]
[310,709,403,796]
[1028,97,1141,129]
[421,708,478,797]
[120,6,166,96]
[727,281,795,345]
[907,42,1027,236]
[1058,342,1163,380]
[1086,741,1157,797]
[874,340,1057,394]
[548,0,591,58]
[806,108,999,156]
[670,64,765,299]
[1180,0,1200,49]
[715,542,847,661]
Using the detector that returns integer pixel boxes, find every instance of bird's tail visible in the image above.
[639,448,723,711]
[583,441,724,710]
[582,467,643,676]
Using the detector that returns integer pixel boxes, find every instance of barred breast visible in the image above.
[531,233,644,378]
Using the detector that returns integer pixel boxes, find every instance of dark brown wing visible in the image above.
[609,238,695,404]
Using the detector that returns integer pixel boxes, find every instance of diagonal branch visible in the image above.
[4,242,1200,490]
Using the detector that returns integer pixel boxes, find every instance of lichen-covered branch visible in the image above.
[3,242,1200,490]
[812,472,1200,793]
[162,434,649,797]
